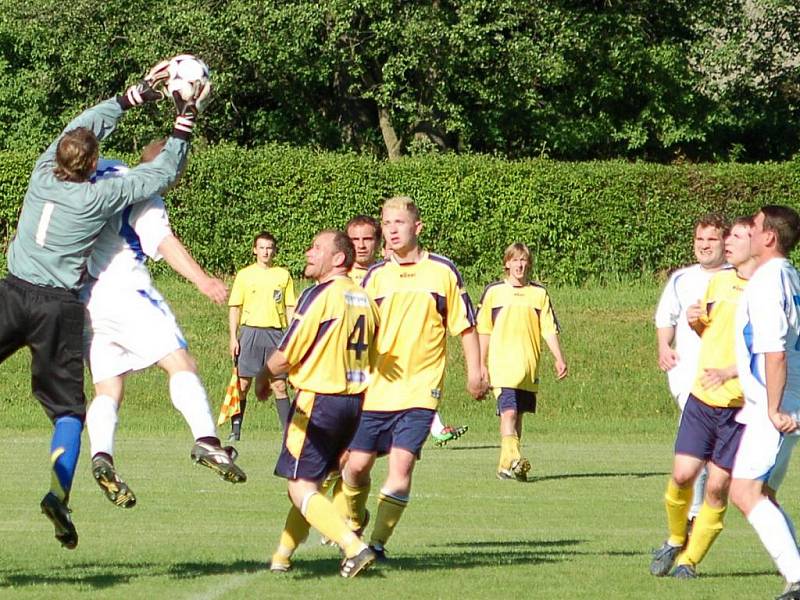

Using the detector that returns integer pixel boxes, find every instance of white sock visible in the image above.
[169,371,217,440]
[86,394,119,457]
[430,411,445,436]
[690,465,708,519]
[778,503,799,544]
[748,498,800,582]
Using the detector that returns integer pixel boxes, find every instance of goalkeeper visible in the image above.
[0,60,204,550]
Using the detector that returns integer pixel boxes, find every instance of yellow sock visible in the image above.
[342,479,370,530]
[370,490,409,547]
[665,479,694,547]
[678,501,726,567]
[499,435,520,471]
[303,492,364,558]
[273,505,310,562]
[320,470,341,497]
[330,477,350,522]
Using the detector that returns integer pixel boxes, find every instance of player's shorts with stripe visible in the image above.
[82,280,187,382]
[0,275,85,421]
[237,325,286,378]
[496,388,537,416]
[674,393,743,470]
[348,408,436,459]
[732,410,800,482]
[274,390,363,481]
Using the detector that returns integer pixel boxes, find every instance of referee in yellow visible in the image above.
[267,229,380,578]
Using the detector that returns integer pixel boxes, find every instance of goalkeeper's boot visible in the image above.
[191,440,247,483]
[511,457,531,482]
[40,492,78,549]
[270,554,292,573]
[432,425,469,447]
[92,455,136,508]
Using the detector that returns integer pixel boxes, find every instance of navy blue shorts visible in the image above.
[496,388,537,416]
[674,393,744,471]
[348,408,435,459]
[274,390,363,481]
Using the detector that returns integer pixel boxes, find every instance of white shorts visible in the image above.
[83,282,187,382]
[732,412,798,482]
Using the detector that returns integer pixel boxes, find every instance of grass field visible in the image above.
[0,276,795,599]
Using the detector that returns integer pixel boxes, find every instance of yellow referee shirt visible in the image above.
[229,263,296,329]
[361,252,476,411]
[279,276,378,395]
[690,269,745,408]
[477,280,560,394]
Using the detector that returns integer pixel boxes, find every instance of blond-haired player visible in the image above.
[340,196,487,560]
[477,242,567,481]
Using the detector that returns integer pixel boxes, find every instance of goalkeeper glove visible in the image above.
[118,60,170,109]
[171,80,211,140]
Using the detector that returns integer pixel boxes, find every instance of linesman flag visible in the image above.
[217,367,241,425]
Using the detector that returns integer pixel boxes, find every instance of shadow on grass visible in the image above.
[285,538,583,580]
[529,470,668,483]
[0,559,266,589]
[443,444,501,451]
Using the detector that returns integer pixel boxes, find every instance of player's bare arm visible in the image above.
[264,348,292,378]
[699,365,737,391]
[461,327,488,399]
[765,351,797,433]
[656,326,678,371]
[228,306,241,358]
[157,234,226,305]
[545,334,568,380]
[686,300,706,335]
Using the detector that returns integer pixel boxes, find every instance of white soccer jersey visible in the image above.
[735,257,800,427]
[81,159,184,381]
[654,264,724,399]
[87,159,172,290]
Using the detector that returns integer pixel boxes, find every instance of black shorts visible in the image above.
[0,275,86,421]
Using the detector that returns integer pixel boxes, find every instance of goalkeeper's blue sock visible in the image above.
[50,416,83,502]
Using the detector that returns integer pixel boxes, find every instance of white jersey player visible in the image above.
[654,216,728,521]
[729,206,800,600]
[82,141,246,510]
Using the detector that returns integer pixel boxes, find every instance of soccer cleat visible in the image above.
[190,441,247,483]
[650,541,681,576]
[228,431,240,442]
[511,457,531,482]
[671,564,697,579]
[340,546,376,578]
[40,492,78,550]
[497,468,515,480]
[368,543,388,563]
[269,555,292,573]
[92,455,136,509]
[778,582,800,600]
[432,425,469,447]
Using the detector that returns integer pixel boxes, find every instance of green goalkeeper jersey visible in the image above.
[7,98,188,290]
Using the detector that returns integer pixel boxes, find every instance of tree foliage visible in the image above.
[0,0,798,161]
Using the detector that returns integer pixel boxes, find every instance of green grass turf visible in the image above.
[0,275,795,598]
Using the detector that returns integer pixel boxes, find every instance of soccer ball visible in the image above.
[166,54,210,102]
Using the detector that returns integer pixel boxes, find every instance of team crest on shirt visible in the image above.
[273,289,283,303]
[431,389,441,399]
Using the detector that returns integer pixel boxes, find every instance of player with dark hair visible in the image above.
[267,229,379,577]
[0,60,206,548]
[228,231,296,440]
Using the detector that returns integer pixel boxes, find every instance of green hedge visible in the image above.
[2,145,799,285]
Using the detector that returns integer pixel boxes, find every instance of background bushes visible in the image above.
[1,145,799,285]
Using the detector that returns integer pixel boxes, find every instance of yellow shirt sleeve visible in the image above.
[539,291,559,338]
[279,289,326,366]
[284,273,297,307]
[476,285,496,335]
[228,270,245,307]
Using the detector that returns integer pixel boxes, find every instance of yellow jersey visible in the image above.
[348,264,370,287]
[279,275,378,395]
[361,252,476,411]
[477,280,560,394]
[229,263,296,329]
[691,269,745,408]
